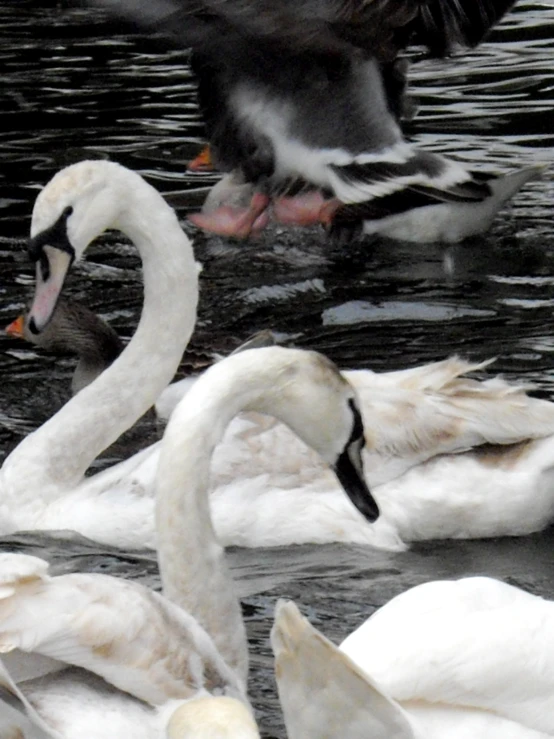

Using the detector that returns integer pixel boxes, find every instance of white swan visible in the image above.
[5,165,554,552]
[272,580,554,739]
[147,355,554,550]
[9,307,554,549]
[0,342,376,736]
[7,235,554,551]
[0,159,200,546]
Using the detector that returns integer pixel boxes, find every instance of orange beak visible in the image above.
[5,315,25,338]
[188,145,214,172]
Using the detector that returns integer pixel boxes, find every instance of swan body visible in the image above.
[340,577,554,735]
[89,0,523,242]
[154,355,554,549]
[0,340,375,736]
[272,584,554,739]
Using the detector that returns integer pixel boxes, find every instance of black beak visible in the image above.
[333,443,379,523]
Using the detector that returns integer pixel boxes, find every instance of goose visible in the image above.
[0,342,377,737]
[5,298,123,395]
[272,578,554,738]
[5,297,273,399]
[86,0,534,242]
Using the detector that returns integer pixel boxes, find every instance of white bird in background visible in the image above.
[84,0,535,242]
[0,337,375,736]
[154,354,554,550]
[272,577,554,738]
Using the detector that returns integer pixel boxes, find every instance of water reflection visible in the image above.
[1,1,554,736]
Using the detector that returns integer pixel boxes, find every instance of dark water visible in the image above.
[1,1,554,735]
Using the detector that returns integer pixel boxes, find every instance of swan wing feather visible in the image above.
[0,554,243,708]
[272,599,416,739]
[345,358,554,479]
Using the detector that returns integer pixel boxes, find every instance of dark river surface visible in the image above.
[1,1,554,735]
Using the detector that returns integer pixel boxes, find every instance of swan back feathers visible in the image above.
[0,553,244,707]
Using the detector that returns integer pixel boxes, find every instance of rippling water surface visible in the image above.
[1,1,554,735]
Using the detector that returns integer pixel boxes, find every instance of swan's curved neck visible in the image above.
[155,353,292,686]
[4,183,198,500]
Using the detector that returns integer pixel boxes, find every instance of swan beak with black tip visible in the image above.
[332,397,379,523]
[333,439,380,523]
[26,206,75,335]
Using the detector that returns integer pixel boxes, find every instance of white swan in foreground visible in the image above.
[0,343,375,736]
[272,578,554,738]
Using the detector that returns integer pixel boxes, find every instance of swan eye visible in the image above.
[39,251,50,282]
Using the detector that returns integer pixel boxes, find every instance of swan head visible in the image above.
[223,347,379,522]
[26,160,144,334]
[165,696,260,739]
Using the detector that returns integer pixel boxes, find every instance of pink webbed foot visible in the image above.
[272,192,341,227]
[188,192,271,239]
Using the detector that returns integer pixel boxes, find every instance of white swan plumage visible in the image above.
[0,338,375,737]
[272,578,554,738]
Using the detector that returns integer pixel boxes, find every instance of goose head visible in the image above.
[165,696,260,739]
[217,346,379,523]
[26,160,144,335]
[6,298,123,394]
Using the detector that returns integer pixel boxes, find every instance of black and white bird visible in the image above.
[89,0,540,242]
